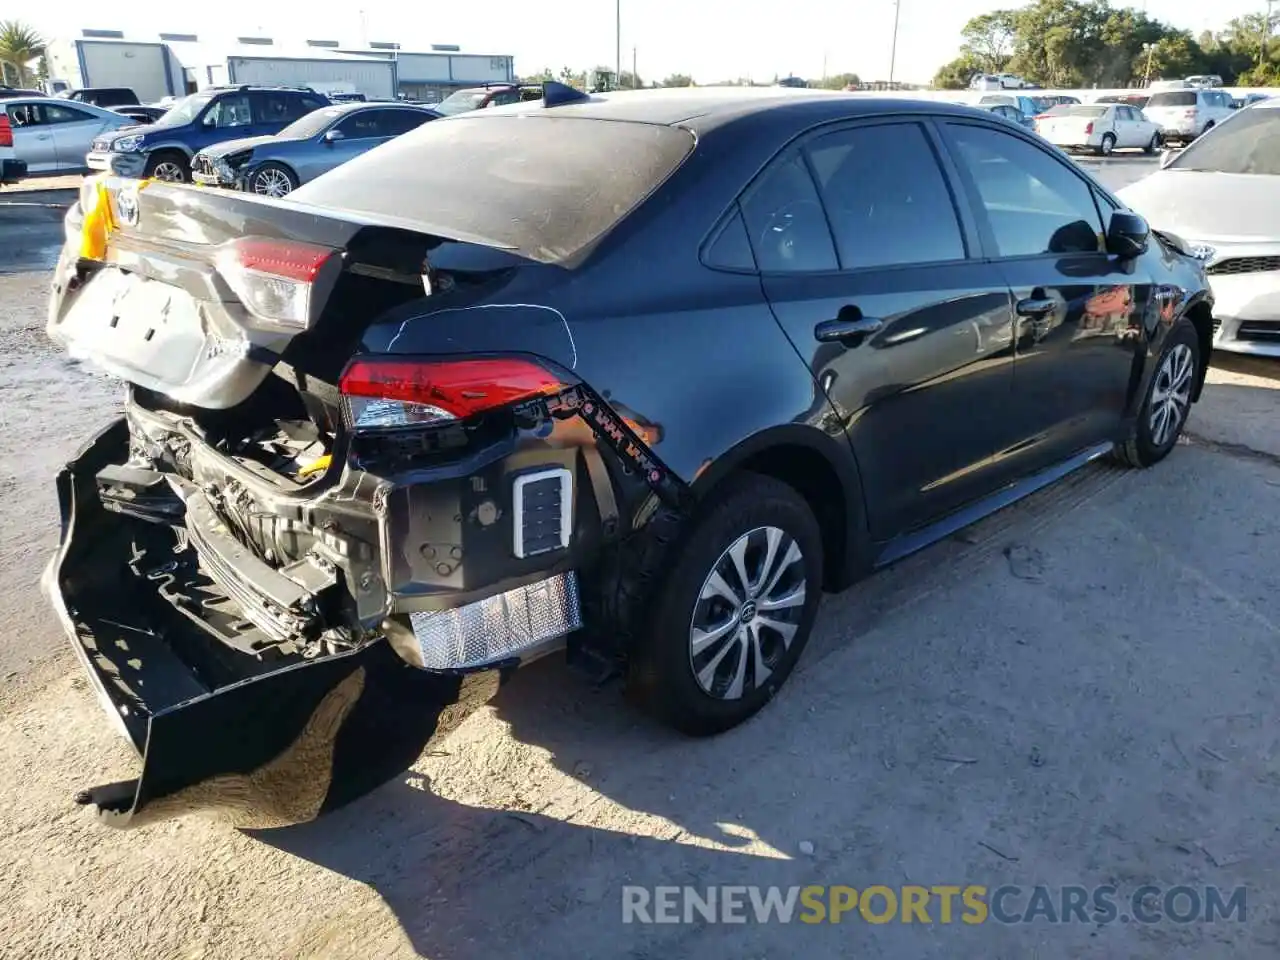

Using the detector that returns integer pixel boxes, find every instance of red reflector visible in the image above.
[231,237,334,282]
[340,357,565,420]
[0,115,12,149]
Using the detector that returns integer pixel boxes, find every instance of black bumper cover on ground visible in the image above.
[45,418,513,829]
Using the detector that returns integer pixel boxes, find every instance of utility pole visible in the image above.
[1264,0,1274,65]
[616,0,622,89]
[889,0,902,84]
[632,46,637,88]
[1143,42,1156,86]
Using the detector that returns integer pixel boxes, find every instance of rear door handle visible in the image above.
[1016,297,1055,317]
[815,316,884,345]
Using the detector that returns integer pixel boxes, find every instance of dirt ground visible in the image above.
[2,163,1280,959]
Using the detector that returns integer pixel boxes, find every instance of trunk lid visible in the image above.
[48,176,405,409]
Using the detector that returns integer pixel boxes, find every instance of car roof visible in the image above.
[322,100,435,114]
[4,95,112,109]
[470,87,994,133]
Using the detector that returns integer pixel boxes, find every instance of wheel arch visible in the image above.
[143,142,194,159]
[690,424,871,591]
[1182,295,1214,402]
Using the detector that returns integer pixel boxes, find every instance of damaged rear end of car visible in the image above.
[45,116,693,827]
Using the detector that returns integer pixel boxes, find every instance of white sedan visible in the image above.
[2,96,136,175]
[1035,103,1161,156]
[1119,99,1280,357]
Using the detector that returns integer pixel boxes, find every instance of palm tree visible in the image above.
[0,21,46,89]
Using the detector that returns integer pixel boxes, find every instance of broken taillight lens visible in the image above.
[216,237,337,327]
[1084,121,1094,135]
[339,356,566,430]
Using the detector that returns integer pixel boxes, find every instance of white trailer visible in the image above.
[226,55,397,100]
[45,39,176,102]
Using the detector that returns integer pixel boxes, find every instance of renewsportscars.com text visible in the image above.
[621,884,1247,925]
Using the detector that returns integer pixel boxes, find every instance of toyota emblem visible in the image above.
[116,188,140,227]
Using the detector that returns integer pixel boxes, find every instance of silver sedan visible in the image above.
[3,96,136,175]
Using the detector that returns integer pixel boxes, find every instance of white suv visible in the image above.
[1143,88,1235,143]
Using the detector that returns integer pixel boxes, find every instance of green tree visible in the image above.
[933,56,981,89]
[661,73,694,87]
[523,68,556,83]
[961,12,1017,72]
[0,20,45,88]
[1132,33,1201,85]
[618,70,644,89]
[815,71,861,90]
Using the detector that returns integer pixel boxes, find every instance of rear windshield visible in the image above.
[435,91,489,116]
[1050,105,1107,118]
[1168,107,1280,175]
[1148,91,1197,107]
[290,115,696,264]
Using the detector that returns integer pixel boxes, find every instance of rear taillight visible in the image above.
[1084,122,1094,134]
[339,356,566,430]
[216,237,337,327]
[0,115,11,149]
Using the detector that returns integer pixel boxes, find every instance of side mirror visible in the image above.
[323,128,345,143]
[1159,146,1182,169]
[1106,211,1150,259]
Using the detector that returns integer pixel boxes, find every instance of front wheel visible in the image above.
[1111,318,1201,468]
[144,151,189,182]
[247,162,299,197]
[1144,132,1160,154]
[626,474,823,735]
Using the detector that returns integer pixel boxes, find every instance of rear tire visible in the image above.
[1110,318,1200,468]
[626,474,823,736]
[144,151,190,182]
[1098,133,1116,156]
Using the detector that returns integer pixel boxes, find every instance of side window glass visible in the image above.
[519,87,543,102]
[805,123,965,270]
[8,104,44,127]
[703,208,756,271]
[946,123,1104,258]
[44,105,93,124]
[490,91,520,107]
[204,94,252,129]
[740,152,838,272]
[383,110,432,136]
[335,111,382,139]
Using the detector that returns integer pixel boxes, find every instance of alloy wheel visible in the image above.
[1149,343,1194,447]
[252,168,294,197]
[688,525,807,701]
[151,161,184,182]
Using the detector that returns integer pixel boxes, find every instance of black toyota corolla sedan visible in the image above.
[46,83,1213,827]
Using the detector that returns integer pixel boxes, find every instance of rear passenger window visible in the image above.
[946,123,1104,258]
[740,153,838,273]
[381,110,432,136]
[804,123,965,270]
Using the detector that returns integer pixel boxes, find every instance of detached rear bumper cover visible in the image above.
[45,419,513,829]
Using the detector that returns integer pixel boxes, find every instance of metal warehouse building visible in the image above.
[45,30,516,103]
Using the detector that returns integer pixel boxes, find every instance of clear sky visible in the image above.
[28,0,1265,86]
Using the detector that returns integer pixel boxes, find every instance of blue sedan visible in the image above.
[191,101,440,196]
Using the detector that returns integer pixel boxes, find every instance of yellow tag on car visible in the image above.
[78,180,116,262]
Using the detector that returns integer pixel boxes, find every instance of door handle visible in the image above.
[815,315,884,346]
[1015,296,1055,317]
